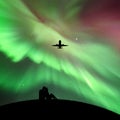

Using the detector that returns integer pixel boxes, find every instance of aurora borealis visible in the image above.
[0,0,120,114]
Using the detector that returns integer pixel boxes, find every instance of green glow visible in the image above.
[0,0,120,115]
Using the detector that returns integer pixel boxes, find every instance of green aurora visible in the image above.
[0,0,120,114]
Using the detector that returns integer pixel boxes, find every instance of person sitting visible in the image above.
[39,86,57,101]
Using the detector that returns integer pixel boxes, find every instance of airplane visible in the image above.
[52,40,68,49]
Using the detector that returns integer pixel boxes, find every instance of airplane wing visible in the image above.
[62,44,68,46]
[52,44,58,46]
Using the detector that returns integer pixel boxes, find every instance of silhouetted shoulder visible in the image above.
[39,86,57,101]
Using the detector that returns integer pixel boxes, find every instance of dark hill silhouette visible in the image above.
[0,99,119,119]
[0,86,119,118]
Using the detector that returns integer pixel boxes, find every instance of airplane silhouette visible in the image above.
[52,40,68,49]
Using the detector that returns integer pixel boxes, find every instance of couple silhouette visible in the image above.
[39,86,57,101]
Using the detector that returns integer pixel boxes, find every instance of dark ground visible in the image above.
[0,99,119,119]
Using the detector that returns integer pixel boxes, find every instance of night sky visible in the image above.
[0,0,120,114]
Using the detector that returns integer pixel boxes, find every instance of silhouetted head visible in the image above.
[42,86,48,92]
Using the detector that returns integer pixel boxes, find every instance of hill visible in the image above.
[0,99,119,119]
